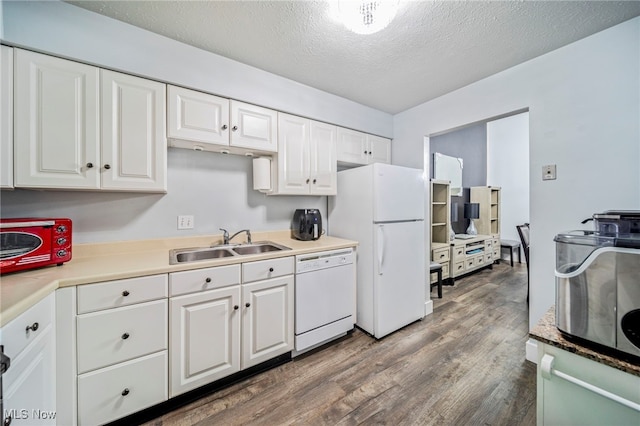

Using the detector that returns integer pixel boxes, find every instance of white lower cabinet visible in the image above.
[241,276,294,369]
[169,285,241,397]
[77,351,167,426]
[537,342,640,425]
[168,258,293,397]
[1,293,56,426]
[56,275,168,425]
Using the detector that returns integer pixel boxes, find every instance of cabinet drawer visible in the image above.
[492,238,500,248]
[2,293,53,360]
[485,253,493,264]
[77,274,168,314]
[432,247,450,262]
[77,299,168,374]
[242,256,294,283]
[466,257,476,269]
[78,351,168,426]
[485,240,493,250]
[453,261,465,275]
[441,262,450,279]
[493,249,500,260]
[453,246,464,258]
[169,264,241,296]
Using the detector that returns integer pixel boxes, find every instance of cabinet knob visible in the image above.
[269,267,274,272]
[26,322,39,333]
[234,305,239,310]
[121,388,130,396]
[313,179,317,184]
[232,125,238,131]
[121,332,130,340]
[205,277,212,283]
[122,290,130,297]
[104,164,111,170]
[86,162,94,169]
[221,124,228,130]
[306,179,310,184]
[368,151,372,155]
[245,302,251,308]
[4,415,12,426]
[364,150,368,154]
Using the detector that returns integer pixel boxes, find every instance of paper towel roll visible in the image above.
[252,157,271,192]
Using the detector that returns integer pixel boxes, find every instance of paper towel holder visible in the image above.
[252,157,272,192]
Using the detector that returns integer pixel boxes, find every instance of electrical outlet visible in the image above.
[542,164,557,181]
[177,215,194,230]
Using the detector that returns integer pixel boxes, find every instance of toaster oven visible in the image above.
[0,218,72,274]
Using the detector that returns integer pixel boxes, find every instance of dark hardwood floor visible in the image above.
[144,261,536,426]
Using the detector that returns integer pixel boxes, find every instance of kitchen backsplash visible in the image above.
[0,149,327,244]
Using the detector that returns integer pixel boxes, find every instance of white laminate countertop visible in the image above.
[0,230,358,327]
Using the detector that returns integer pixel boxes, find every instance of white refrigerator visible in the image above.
[328,163,426,338]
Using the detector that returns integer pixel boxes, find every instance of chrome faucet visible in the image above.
[220,228,251,245]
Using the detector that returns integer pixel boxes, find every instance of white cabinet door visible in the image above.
[101,70,167,192]
[167,85,230,149]
[14,48,100,189]
[169,286,241,397]
[230,100,277,153]
[2,293,56,426]
[309,120,337,195]
[276,113,310,194]
[241,275,294,369]
[1,45,13,188]
[336,127,368,165]
[368,134,391,164]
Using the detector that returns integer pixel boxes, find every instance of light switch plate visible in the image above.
[542,165,557,181]
[177,215,194,230]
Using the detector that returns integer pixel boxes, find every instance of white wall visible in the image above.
[1,149,326,243]
[487,112,530,251]
[393,18,640,329]
[0,0,392,244]
[1,1,392,138]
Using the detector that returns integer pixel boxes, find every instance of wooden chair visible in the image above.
[500,239,521,266]
[516,223,530,303]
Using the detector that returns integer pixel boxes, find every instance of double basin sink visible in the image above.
[169,241,290,265]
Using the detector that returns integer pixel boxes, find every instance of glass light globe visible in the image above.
[337,0,399,35]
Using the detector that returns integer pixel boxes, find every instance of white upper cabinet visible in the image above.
[336,127,368,165]
[167,85,230,149]
[14,49,167,192]
[273,113,336,195]
[1,45,13,189]
[367,134,392,164]
[230,100,277,153]
[14,48,101,189]
[309,120,337,195]
[167,90,276,155]
[101,70,167,192]
[337,127,391,166]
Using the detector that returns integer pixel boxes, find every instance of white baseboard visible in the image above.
[525,338,538,364]
[424,300,433,316]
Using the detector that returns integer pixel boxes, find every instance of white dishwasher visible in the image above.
[294,248,355,356]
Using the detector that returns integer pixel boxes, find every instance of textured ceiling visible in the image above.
[66,1,640,114]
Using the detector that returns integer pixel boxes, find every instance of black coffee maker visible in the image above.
[292,209,322,241]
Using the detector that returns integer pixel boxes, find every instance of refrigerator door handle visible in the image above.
[377,225,384,275]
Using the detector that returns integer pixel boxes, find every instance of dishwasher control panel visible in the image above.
[295,248,354,273]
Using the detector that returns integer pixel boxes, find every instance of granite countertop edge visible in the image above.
[529,306,640,377]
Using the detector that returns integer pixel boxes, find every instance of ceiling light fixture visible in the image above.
[331,0,399,35]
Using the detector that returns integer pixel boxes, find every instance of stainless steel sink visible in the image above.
[231,241,290,255]
[169,247,235,264]
[169,241,290,264]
